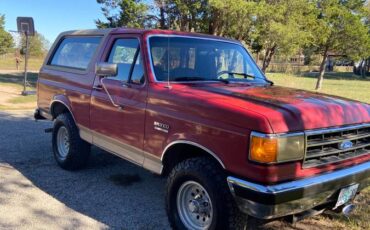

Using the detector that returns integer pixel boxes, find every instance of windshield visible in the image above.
[149,36,267,83]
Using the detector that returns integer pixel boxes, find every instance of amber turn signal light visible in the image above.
[250,136,278,163]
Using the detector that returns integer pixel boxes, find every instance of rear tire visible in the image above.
[166,157,248,230]
[52,113,90,170]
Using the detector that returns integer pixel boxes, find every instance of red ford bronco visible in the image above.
[35,28,370,229]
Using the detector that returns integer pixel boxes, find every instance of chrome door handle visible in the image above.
[93,85,103,91]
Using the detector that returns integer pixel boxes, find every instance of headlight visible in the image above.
[249,131,305,164]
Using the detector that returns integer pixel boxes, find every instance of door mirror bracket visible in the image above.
[100,77,123,110]
[95,62,122,110]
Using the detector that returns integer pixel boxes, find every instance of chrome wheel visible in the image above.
[56,126,70,159]
[177,181,213,230]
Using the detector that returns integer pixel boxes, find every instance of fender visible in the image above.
[49,95,76,122]
[161,140,226,169]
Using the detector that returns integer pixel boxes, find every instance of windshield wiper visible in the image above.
[221,71,256,79]
[265,79,274,86]
[213,78,230,84]
[221,71,274,85]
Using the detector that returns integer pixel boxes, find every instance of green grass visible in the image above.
[0,57,44,71]
[8,95,37,104]
[266,72,370,104]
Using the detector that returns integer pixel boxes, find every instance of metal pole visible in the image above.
[22,32,29,95]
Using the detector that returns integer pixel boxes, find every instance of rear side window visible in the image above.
[49,36,101,70]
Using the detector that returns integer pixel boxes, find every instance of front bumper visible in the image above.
[227,161,370,219]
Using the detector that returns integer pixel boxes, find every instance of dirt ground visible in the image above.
[0,84,36,110]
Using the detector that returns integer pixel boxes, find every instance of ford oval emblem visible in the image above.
[338,140,353,150]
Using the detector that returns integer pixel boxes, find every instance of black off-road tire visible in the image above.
[166,157,248,230]
[52,113,90,170]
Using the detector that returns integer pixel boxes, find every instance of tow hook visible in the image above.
[342,204,356,217]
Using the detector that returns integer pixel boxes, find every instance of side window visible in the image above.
[131,53,145,84]
[107,38,144,84]
[49,36,101,70]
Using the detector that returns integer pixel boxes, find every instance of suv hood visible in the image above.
[186,84,370,133]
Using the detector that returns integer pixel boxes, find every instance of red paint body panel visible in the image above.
[90,33,147,160]
[37,29,370,185]
[37,68,94,128]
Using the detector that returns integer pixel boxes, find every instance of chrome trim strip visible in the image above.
[227,161,370,219]
[161,140,226,169]
[305,123,370,136]
[250,131,305,138]
[154,126,169,133]
[307,133,370,147]
[306,143,370,159]
[227,160,370,195]
[145,34,266,83]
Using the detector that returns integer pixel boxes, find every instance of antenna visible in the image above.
[165,36,172,89]
[163,2,171,89]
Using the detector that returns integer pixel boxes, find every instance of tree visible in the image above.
[95,0,370,84]
[250,0,318,72]
[208,0,256,38]
[0,14,14,55]
[207,1,318,72]
[20,32,49,57]
[160,0,209,32]
[312,0,370,90]
[95,0,151,28]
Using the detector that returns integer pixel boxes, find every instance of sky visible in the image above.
[0,0,106,44]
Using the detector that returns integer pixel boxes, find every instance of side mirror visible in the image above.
[95,62,117,77]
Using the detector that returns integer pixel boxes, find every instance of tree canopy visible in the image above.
[20,32,49,57]
[0,14,14,55]
[310,0,370,89]
[96,0,151,28]
[96,0,370,89]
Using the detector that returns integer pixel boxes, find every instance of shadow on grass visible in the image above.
[0,73,38,88]
[300,72,370,81]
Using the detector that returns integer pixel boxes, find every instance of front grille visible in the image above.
[303,124,370,168]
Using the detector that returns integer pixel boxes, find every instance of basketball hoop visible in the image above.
[16,17,35,95]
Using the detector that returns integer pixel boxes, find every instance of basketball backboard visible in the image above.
[17,17,35,36]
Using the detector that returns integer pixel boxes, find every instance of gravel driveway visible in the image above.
[0,110,170,230]
[1,110,362,230]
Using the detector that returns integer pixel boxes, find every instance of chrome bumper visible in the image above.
[227,161,370,219]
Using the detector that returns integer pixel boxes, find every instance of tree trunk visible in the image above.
[360,59,369,79]
[261,45,276,73]
[315,47,329,90]
[159,4,166,29]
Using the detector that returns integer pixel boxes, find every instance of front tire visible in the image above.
[52,113,90,170]
[166,157,248,230]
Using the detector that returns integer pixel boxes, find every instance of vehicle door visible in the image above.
[90,35,147,165]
